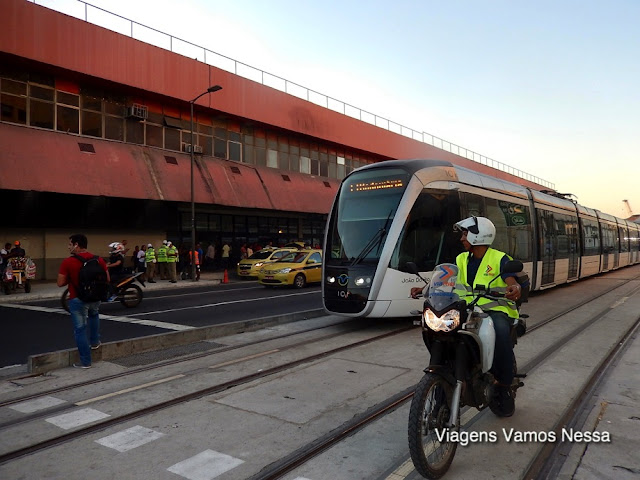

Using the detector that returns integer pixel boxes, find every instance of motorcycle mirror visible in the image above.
[503,260,524,274]
[405,262,428,284]
[405,262,419,274]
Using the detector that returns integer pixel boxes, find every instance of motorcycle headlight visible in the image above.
[278,268,292,274]
[423,309,461,332]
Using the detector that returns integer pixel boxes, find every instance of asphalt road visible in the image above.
[0,282,322,368]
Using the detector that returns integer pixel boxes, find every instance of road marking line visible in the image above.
[0,303,194,331]
[610,296,629,309]
[135,291,318,316]
[96,425,165,452]
[10,395,67,413]
[75,374,186,406]
[167,449,244,479]
[45,407,110,430]
[209,350,279,369]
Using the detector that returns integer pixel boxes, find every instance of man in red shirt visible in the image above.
[57,233,109,369]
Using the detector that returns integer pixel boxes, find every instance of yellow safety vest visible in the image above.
[456,248,518,319]
[157,246,168,262]
[145,248,156,263]
[167,246,178,263]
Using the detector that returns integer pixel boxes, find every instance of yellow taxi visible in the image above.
[236,248,296,278]
[258,249,322,288]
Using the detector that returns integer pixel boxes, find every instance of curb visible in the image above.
[28,308,328,374]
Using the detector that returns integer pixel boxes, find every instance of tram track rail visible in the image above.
[0,325,414,465]
[249,280,640,480]
[1,274,638,476]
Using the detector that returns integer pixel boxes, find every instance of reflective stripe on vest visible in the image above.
[157,246,168,262]
[456,248,518,319]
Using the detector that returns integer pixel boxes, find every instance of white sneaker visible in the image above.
[73,363,91,369]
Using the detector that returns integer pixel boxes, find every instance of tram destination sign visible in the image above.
[349,179,405,192]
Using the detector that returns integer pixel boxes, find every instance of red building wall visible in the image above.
[0,0,544,190]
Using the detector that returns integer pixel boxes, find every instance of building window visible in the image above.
[267,149,278,168]
[56,104,79,133]
[214,137,227,158]
[82,110,102,137]
[30,99,54,129]
[0,93,27,124]
[165,128,180,151]
[229,141,241,161]
[126,118,144,144]
[300,156,311,174]
[146,123,163,148]
[105,115,124,141]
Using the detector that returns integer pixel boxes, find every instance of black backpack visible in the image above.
[72,254,110,302]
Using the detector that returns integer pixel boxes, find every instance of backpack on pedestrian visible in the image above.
[73,255,110,302]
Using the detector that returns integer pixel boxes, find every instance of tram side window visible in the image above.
[618,226,629,253]
[389,191,461,272]
[602,223,617,253]
[581,219,600,256]
[485,198,533,263]
[556,213,578,260]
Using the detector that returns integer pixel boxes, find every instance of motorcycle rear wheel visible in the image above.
[119,284,143,308]
[408,373,458,479]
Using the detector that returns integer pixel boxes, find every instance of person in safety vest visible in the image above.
[410,216,523,417]
[166,241,178,283]
[145,243,157,283]
[188,248,201,281]
[157,240,169,280]
[455,216,522,417]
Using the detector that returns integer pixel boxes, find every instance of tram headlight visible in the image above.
[354,277,371,286]
[327,276,336,283]
[423,309,460,332]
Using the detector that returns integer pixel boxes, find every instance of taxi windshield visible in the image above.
[277,252,308,263]
[249,251,273,260]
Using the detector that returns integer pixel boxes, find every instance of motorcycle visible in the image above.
[3,257,36,295]
[61,271,146,312]
[406,261,527,479]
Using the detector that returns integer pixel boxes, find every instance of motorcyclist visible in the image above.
[106,242,128,290]
[411,216,523,417]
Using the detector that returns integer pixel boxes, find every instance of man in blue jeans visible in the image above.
[57,233,109,369]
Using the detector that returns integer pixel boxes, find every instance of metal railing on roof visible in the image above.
[30,0,555,189]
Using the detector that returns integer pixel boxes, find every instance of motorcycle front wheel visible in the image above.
[119,284,143,308]
[408,373,459,479]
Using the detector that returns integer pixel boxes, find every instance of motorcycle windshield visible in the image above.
[426,263,466,311]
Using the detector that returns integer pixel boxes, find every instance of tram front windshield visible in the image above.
[327,168,410,265]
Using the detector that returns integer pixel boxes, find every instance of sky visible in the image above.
[36,0,640,218]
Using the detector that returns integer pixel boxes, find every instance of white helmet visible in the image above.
[147,243,153,248]
[162,240,168,245]
[454,216,496,246]
[108,242,125,254]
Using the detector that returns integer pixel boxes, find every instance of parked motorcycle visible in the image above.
[61,272,145,311]
[3,257,36,295]
[406,261,527,479]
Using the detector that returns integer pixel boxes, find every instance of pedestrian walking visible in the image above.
[57,233,109,369]
[145,243,157,282]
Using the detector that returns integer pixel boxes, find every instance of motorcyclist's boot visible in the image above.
[493,385,515,417]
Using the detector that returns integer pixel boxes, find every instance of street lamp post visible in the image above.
[190,85,222,281]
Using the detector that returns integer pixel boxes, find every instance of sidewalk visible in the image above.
[0,269,243,304]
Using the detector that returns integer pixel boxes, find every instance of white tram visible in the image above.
[322,159,640,318]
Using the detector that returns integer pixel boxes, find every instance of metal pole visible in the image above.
[190,101,196,282]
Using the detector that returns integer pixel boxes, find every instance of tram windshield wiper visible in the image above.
[349,210,393,267]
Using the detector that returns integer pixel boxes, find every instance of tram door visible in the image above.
[538,210,555,285]
[566,217,579,280]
